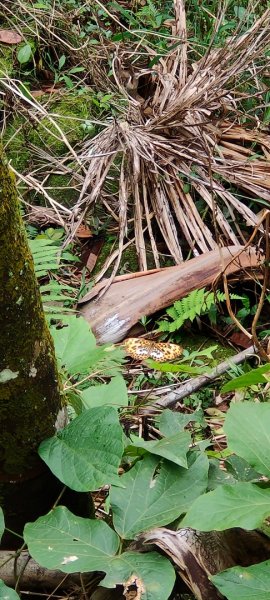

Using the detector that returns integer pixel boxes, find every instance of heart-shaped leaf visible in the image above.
[24,507,175,600]
[39,406,124,491]
[111,452,208,539]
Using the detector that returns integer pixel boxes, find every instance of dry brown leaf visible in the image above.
[0,29,22,44]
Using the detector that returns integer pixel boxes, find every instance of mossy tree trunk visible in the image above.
[0,149,90,548]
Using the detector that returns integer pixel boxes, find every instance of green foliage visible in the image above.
[224,402,270,478]
[3,314,270,599]
[128,430,191,468]
[80,375,128,409]
[0,581,20,600]
[51,315,125,378]
[212,560,270,600]
[110,453,208,539]
[183,481,270,530]
[158,287,242,333]
[24,507,175,600]
[30,236,78,321]
[183,401,270,530]
[39,406,124,491]
[221,363,270,392]
[17,44,33,65]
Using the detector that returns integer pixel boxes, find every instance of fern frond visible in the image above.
[158,287,243,333]
[157,320,172,332]
[29,237,78,322]
[166,306,179,320]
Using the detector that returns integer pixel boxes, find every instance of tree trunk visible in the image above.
[0,149,90,548]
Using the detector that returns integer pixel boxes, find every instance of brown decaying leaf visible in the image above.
[229,331,253,348]
[0,29,22,44]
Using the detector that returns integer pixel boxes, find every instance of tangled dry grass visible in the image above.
[1,0,270,283]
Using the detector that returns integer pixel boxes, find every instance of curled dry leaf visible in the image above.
[0,30,22,44]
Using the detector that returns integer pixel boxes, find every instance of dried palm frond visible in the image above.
[64,1,270,271]
[2,1,270,281]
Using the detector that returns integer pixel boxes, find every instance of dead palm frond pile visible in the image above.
[2,1,270,281]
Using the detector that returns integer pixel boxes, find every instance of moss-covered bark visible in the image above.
[0,148,62,477]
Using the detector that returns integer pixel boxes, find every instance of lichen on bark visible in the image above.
[0,147,62,476]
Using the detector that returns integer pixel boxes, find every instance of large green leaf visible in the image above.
[0,581,20,600]
[81,376,128,409]
[102,551,175,600]
[183,482,270,531]
[129,430,191,468]
[0,508,4,542]
[211,560,270,600]
[158,409,199,436]
[51,316,97,374]
[24,507,175,600]
[39,406,124,491]
[24,506,119,571]
[111,452,208,539]
[224,402,270,477]
[51,316,124,376]
[221,364,270,392]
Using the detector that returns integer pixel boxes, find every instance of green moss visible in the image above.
[4,89,97,205]
[93,237,139,277]
[180,332,235,365]
[0,45,15,76]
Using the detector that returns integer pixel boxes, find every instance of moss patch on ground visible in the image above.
[3,89,97,205]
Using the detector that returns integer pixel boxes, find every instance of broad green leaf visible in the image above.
[24,506,119,572]
[221,364,270,392]
[17,44,32,64]
[158,409,199,436]
[129,430,191,468]
[102,551,175,600]
[51,316,97,374]
[224,402,270,477]
[0,508,4,542]
[211,560,270,600]
[183,482,270,531]
[0,581,20,600]
[51,317,124,376]
[111,452,208,539]
[81,376,128,409]
[39,406,124,491]
[24,507,175,600]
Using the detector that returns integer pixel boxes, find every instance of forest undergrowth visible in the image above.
[1,1,270,600]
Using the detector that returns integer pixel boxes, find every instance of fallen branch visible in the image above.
[79,246,261,344]
[154,345,258,409]
[0,550,94,590]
